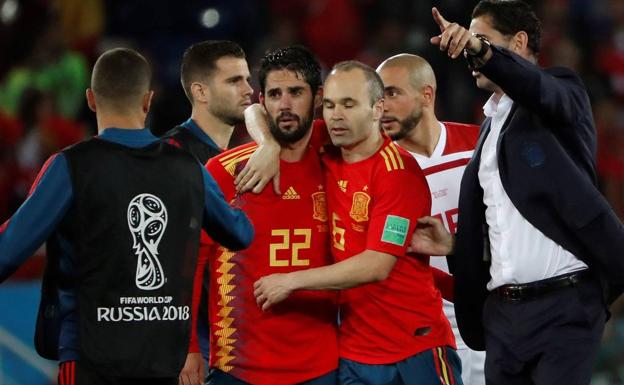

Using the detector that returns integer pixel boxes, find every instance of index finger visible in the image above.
[432,7,450,31]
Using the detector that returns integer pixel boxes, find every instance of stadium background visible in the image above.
[0,0,623,383]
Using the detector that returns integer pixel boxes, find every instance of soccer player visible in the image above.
[164,40,279,192]
[164,40,252,161]
[163,41,278,384]
[0,48,253,384]
[254,61,461,385]
[204,46,338,385]
[377,53,484,385]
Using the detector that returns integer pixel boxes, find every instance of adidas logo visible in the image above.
[338,180,348,193]
[282,186,301,200]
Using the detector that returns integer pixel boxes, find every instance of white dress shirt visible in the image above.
[478,93,587,291]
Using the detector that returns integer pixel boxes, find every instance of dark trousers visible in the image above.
[338,346,463,385]
[206,368,337,385]
[58,361,178,385]
[483,276,606,385]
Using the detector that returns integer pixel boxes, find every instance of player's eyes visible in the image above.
[323,102,334,109]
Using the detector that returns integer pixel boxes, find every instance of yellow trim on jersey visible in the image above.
[384,147,399,169]
[380,144,405,172]
[219,147,256,176]
[389,142,405,169]
[222,153,254,176]
[221,149,255,168]
[379,149,392,171]
[219,145,257,163]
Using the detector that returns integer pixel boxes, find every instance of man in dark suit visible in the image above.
[411,1,624,384]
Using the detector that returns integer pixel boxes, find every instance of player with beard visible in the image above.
[203,46,338,385]
[377,54,483,385]
[254,61,460,385]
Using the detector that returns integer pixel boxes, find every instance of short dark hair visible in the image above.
[330,60,384,106]
[91,48,151,111]
[472,0,541,56]
[258,45,322,95]
[180,40,245,103]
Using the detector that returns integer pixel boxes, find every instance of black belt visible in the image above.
[495,270,592,302]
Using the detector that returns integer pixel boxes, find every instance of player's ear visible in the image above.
[143,90,154,114]
[191,81,208,104]
[259,92,265,105]
[86,88,96,112]
[372,98,384,121]
[510,30,529,55]
[422,85,435,107]
[313,87,323,109]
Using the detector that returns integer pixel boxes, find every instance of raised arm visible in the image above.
[430,6,590,126]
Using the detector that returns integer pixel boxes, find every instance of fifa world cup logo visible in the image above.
[127,193,168,290]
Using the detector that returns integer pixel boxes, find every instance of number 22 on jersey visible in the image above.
[269,229,312,267]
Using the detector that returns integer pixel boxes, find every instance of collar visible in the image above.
[483,93,513,118]
[180,118,220,150]
[98,128,159,148]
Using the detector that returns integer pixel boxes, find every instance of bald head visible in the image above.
[377,54,437,92]
[376,54,438,142]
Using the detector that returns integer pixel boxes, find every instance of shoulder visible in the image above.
[442,121,479,154]
[374,141,419,175]
[544,66,587,92]
[546,66,582,79]
[207,142,258,177]
[371,142,428,196]
[60,137,107,158]
[161,126,197,147]
[61,136,96,151]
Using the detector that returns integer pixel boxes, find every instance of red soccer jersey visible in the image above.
[206,143,338,385]
[322,135,456,364]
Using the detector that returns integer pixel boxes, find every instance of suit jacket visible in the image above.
[452,46,624,350]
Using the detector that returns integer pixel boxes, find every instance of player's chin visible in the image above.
[381,122,399,135]
[329,134,351,147]
[278,121,299,131]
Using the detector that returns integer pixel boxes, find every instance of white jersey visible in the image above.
[403,121,486,385]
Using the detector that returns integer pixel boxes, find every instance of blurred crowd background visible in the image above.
[0,0,623,383]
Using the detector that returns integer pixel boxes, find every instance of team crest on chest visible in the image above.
[311,191,328,222]
[350,191,371,222]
